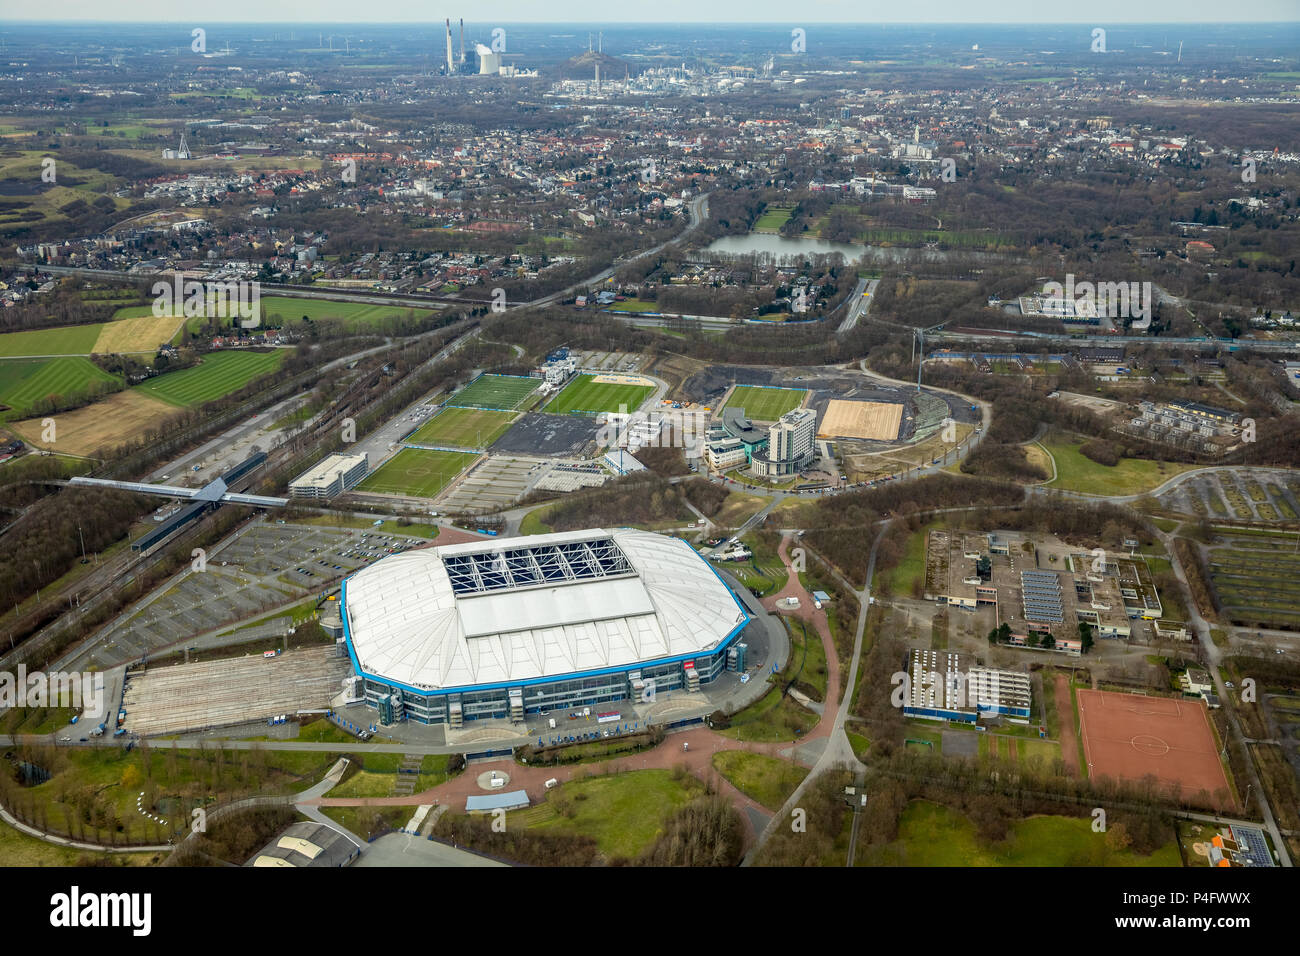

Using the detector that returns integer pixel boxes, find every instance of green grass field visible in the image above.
[1042,433,1197,496]
[604,299,662,313]
[754,205,796,232]
[127,296,440,335]
[135,350,285,407]
[858,800,1181,867]
[722,385,807,421]
[510,769,701,860]
[0,357,119,414]
[711,751,808,810]
[449,374,540,410]
[407,407,517,449]
[546,374,653,416]
[0,324,105,358]
[356,448,478,499]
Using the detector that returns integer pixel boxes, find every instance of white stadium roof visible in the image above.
[342,528,748,693]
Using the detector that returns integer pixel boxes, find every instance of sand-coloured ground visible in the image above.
[818,399,903,440]
[13,389,176,457]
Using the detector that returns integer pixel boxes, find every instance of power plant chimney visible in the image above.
[459,18,465,66]
[445,19,454,75]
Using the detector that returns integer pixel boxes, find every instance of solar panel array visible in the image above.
[1021,570,1064,623]
[444,537,635,595]
[1232,826,1274,867]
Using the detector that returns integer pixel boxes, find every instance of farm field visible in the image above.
[0,357,119,415]
[106,296,440,334]
[0,323,104,357]
[546,374,654,416]
[0,313,185,359]
[722,385,807,422]
[356,448,478,499]
[255,296,440,329]
[449,374,540,411]
[135,350,285,407]
[92,313,187,353]
[1041,433,1196,496]
[11,389,174,457]
[407,407,517,449]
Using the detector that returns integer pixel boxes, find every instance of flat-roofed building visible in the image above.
[900,648,1032,724]
[289,452,369,499]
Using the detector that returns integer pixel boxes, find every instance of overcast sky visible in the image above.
[3,1,1298,24]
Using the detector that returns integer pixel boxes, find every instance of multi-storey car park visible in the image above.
[336,527,753,726]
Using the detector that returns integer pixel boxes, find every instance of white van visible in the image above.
[544,778,559,790]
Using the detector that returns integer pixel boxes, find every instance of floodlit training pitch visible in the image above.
[449,374,540,410]
[818,399,904,440]
[722,385,806,421]
[357,448,479,499]
[546,374,654,416]
[407,407,517,449]
[1076,689,1232,809]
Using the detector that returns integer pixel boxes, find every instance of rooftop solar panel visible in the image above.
[443,537,636,595]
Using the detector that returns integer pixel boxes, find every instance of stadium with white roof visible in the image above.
[339,528,752,725]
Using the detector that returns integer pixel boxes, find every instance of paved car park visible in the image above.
[68,520,433,671]
[436,455,551,512]
[122,646,351,736]
[490,413,601,457]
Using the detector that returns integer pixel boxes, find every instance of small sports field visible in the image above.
[135,350,285,407]
[722,385,807,421]
[356,448,478,499]
[546,374,654,416]
[450,374,540,410]
[407,407,517,449]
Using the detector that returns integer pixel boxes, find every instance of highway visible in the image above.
[837,277,879,334]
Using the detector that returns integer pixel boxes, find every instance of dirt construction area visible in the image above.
[1076,689,1232,809]
[13,389,175,456]
[818,399,903,440]
[122,646,351,736]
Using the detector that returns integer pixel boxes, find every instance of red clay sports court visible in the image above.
[1075,689,1232,809]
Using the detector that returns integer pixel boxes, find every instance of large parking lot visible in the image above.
[122,646,351,736]
[69,521,434,671]
[571,350,646,373]
[488,413,600,457]
[437,455,549,513]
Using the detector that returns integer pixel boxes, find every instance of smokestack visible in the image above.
[595,62,600,92]
[459,18,465,66]
[445,19,455,75]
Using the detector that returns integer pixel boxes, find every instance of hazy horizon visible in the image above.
[3,1,1298,25]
